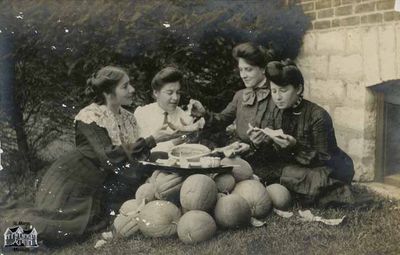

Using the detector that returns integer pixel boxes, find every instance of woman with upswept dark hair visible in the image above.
[0,66,177,244]
[253,59,355,205]
[190,42,276,155]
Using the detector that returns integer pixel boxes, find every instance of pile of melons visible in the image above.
[112,157,292,244]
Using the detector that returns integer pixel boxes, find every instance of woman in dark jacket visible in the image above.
[249,59,354,204]
[1,66,176,244]
[190,42,275,150]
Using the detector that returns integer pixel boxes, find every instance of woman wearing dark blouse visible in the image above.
[191,42,275,151]
[249,59,354,203]
[1,66,176,244]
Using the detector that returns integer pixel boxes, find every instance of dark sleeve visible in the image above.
[203,92,239,132]
[76,121,156,170]
[292,110,332,166]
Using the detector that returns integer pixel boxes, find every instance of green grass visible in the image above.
[1,169,399,255]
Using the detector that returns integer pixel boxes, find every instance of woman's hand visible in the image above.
[235,142,250,155]
[215,142,250,158]
[152,125,178,143]
[170,118,205,132]
[271,134,297,149]
[171,135,188,146]
[247,124,267,147]
[189,99,206,118]
[248,129,267,147]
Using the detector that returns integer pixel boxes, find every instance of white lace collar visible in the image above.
[74,103,139,146]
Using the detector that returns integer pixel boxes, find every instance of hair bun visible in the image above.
[257,45,266,55]
[84,85,95,97]
[87,74,110,89]
[266,58,304,89]
[85,72,110,96]
[281,58,296,67]
[86,71,100,86]
[85,76,96,96]
[266,61,283,77]
[265,48,276,62]
[83,66,127,104]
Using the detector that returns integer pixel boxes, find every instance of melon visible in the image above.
[180,174,217,211]
[217,193,227,200]
[266,183,292,210]
[169,144,210,162]
[214,194,251,228]
[155,172,183,204]
[119,199,142,216]
[214,174,235,193]
[221,157,253,182]
[115,199,143,238]
[135,183,156,203]
[177,210,217,244]
[250,174,261,182]
[232,180,272,218]
[181,207,190,214]
[146,170,161,184]
[138,200,181,237]
[113,213,140,238]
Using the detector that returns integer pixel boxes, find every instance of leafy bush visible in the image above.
[0,0,310,170]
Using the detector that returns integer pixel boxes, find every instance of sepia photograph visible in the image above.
[0,0,399,254]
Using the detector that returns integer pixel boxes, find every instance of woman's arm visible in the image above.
[76,121,155,169]
[202,92,239,132]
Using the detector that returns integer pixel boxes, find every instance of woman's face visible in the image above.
[270,82,302,109]
[238,58,265,88]
[111,74,135,106]
[154,81,181,112]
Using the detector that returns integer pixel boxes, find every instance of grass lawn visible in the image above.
[24,188,399,255]
[1,170,399,255]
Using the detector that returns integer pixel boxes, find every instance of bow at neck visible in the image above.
[242,85,270,106]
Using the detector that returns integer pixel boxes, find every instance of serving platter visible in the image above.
[138,161,233,175]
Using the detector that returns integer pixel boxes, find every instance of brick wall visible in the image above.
[296,0,400,181]
[297,0,400,30]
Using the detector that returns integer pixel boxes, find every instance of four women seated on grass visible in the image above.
[1,42,355,244]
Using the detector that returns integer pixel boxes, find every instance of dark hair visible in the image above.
[85,66,127,104]
[232,42,268,68]
[151,66,183,91]
[266,58,304,94]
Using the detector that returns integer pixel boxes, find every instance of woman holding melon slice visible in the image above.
[190,42,276,156]
[134,66,205,154]
[253,59,355,205]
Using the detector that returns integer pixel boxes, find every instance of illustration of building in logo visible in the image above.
[4,225,39,248]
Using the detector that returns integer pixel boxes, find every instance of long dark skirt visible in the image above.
[1,150,109,244]
[244,155,353,206]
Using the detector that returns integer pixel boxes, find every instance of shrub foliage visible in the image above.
[0,0,309,171]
